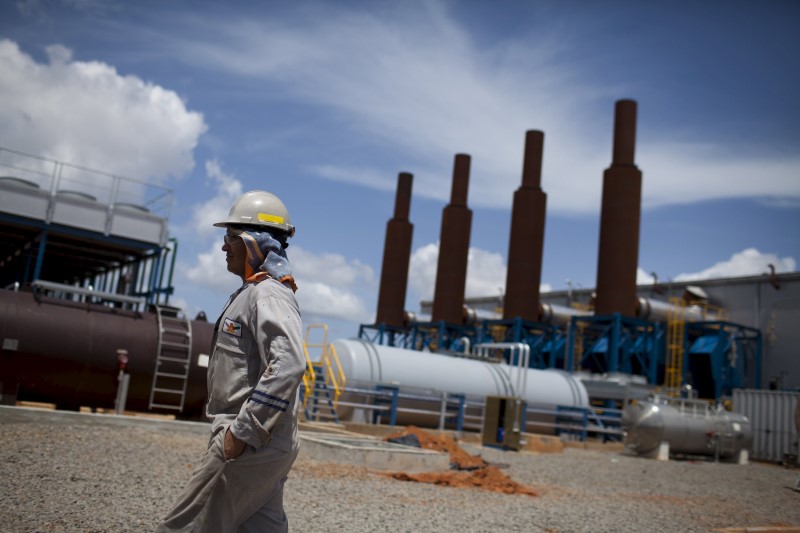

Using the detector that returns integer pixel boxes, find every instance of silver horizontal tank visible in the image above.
[539,302,592,327]
[636,297,717,322]
[622,395,753,460]
[330,339,589,426]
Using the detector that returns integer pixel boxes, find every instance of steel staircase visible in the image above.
[148,306,193,412]
[301,324,346,423]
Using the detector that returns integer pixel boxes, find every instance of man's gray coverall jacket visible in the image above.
[158,277,305,533]
[208,277,305,450]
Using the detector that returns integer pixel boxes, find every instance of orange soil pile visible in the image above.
[384,426,538,497]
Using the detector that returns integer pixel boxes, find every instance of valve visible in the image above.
[117,349,129,377]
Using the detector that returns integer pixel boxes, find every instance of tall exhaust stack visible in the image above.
[375,172,414,327]
[594,99,642,317]
[431,154,473,324]
[503,130,547,322]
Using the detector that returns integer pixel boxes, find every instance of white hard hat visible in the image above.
[214,190,295,237]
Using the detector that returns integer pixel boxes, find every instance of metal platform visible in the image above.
[0,146,176,304]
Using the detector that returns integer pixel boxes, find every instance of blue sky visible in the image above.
[1,0,798,340]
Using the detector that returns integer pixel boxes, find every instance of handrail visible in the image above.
[301,344,317,411]
[322,342,346,408]
[313,381,620,439]
[31,279,145,306]
[473,342,530,397]
[0,145,174,218]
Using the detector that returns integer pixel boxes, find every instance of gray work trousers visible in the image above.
[157,426,299,533]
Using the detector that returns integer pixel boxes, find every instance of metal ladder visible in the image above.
[665,297,686,393]
[148,306,193,412]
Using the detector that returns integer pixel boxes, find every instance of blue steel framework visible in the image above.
[685,321,762,400]
[359,312,763,401]
[359,321,477,353]
[474,318,567,370]
[567,313,663,384]
[0,211,178,308]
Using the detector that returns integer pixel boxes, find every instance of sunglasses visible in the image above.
[223,230,243,245]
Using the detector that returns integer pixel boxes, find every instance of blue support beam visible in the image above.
[568,313,663,384]
[686,321,762,400]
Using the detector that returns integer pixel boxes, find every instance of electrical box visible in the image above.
[482,395,525,450]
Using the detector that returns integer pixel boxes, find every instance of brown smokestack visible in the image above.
[594,99,642,317]
[431,154,473,324]
[503,130,547,322]
[375,172,414,327]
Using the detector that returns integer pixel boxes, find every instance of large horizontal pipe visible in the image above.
[636,297,718,322]
[331,338,589,426]
[539,302,593,327]
[0,290,211,417]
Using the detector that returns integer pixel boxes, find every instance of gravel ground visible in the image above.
[1,406,799,533]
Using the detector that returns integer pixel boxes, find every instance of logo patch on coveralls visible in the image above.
[222,317,242,337]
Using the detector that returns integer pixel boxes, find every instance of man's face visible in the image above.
[222,229,247,279]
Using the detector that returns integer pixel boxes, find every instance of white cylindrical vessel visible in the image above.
[622,397,753,459]
[330,339,589,426]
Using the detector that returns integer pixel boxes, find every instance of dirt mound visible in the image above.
[384,426,538,497]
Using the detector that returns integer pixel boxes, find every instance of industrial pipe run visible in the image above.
[330,338,590,427]
[636,297,718,322]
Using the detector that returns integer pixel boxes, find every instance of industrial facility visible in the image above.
[1,99,798,464]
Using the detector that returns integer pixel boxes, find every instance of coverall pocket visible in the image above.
[208,339,250,408]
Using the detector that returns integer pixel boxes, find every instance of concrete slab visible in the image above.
[299,433,451,472]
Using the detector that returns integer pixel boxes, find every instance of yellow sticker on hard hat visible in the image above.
[258,212,284,224]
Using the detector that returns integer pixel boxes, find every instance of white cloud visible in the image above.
[185,240,236,293]
[409,242,554,304]
[163,5,800,214]
[464,247,507,299]
[289,247,374,289]
[189,160,243,236]
[294,280,373,325]
[675,248,796,281]
[0,39,206,186]
[637,268,657,285]
[408,243,441,302]
[183,162,375,322]
[289,245,375,323]
[639,144,800,209]
[184,239,376,323]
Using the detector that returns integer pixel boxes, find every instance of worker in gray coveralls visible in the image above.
[158,190,306,533]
